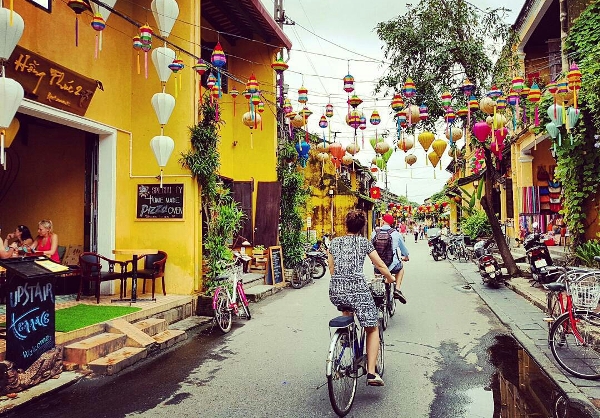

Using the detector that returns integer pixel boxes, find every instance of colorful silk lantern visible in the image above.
[432,139,448,159]
[370,110,381,125]
[319,115,328,129]
[568,62,582,109]
[168,58,184,95]
[402,78,416,99]
[391,94,404,112]
[284,98,293,115]
[91,13,106,58]
[473,121,491,143]
[461,78,475,97]
[468,96,479,112]
[440,91,452,109]
[295,140,310,168]
[348,94,362,109]
[132,36,143,75]
[271,56,288,106]
[348,110,361,130]
[487,85,502,99]
[246,74,259,94]
[68,0,91,46]
[192,59,208,103]
[343,74,355,93]
[298,86,308,104]
[211,42,226,98]
[479,96,495,115]
[511,76,524,93]
[207,73,217,89]
[242,111,261,148]
[325,103,334,118]
[456,107,468,119]
[140,25,154,78]
[496,96,507,112]
[419,104,428,121]
[528,82,541,126]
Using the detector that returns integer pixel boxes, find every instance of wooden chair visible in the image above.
[133,251,167,299]
[78,252,128,304]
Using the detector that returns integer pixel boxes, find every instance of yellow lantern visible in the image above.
[431,138,448,157]
[428,151,440,167]
[486,114,507,128]
[418,131,435,152]
[479,96,495,115]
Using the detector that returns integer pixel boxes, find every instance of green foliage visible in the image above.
[574,240,600,268]
[375,1,517,129]
[461,209,492,240]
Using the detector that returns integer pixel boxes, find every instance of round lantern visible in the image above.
[348,94,363,109]
[343,74,355,93]
[487,85,502,98]
[317,152,330,162]
[325,103,334,118]
[242,111,260,128]
[456,107,468,120]
[192,59,208,76]
[419,104,428,120]
[402,78,416,98]
[151,92,176,126]
[496,96,507,111]
[418,131,435,152]
[568,62,582,92]
[461,78,475,96]
[370,110,381,125]
[316,142,330,152]
[297,86,308,104]
[295,140,310,168]
[473,121,491,143]
[468,96,479,112]
[512,76,524,92]
[479,96,495,115]
[342,155,354,166]
[91,13,106,31]
[374,141,390,155]
[406,105,420,122]
[319,115,328,129]
[347,110,361,129]
[246,74,259,93]
[291,113,305,128]
[440,91,452,108]
[0,8,25,61]
[397,136,414,152]
[391,94,404,112]
[346,143,360,155]
[486,114,507,128]
[445,127,462,142]
[207,73,217,89]
[299,106,312,120]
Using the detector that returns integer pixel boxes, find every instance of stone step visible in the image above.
[87,347,147,376]
[243,284,281,302]
[64,333,127,365]
[242,272,265,289]
[152,329,187,350]
[134,317,168,337]
[106,318,156,348]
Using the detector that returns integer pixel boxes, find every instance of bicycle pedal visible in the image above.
[543,317,555,323]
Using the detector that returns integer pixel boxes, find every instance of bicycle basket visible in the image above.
[570,280,600,310]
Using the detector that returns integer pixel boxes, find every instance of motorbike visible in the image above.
[473,240,504,288]
[523,232,561,286]
[306,249,328,279]
[428,233,447,261]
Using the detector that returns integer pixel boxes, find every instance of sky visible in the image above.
[258,0,525,203]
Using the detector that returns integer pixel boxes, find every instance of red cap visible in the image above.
[382,214,394,225]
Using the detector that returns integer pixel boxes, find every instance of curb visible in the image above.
[450,260,600,417]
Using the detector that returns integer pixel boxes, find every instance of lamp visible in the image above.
[328,188,334,197]
[472,179,479,188]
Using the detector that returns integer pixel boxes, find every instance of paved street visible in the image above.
[11,236,515,417]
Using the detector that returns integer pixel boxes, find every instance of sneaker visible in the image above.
[394,289,407,304]
[367,372,385,386]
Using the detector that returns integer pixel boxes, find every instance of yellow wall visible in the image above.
[12,1,282,295]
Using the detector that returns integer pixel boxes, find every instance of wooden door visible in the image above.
[253,181,281,247]
[232,181,254,243]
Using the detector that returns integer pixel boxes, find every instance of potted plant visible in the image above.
[252,244,267,258]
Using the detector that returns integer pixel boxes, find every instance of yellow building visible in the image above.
[0,0,290,296]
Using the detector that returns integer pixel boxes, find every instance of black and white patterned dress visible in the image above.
[328,235,378,327]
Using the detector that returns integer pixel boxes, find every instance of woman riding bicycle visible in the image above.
[327,209,394,386]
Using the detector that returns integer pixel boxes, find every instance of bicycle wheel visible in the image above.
[301,259,312,286]
[311,258,327,279]
[327,329,357,417]
[376,324,385,377]
[387,283,397,318]
[213,288,232,334]
[237,286,251,320]
[290,262,306,289]
[379,301,388,331]
[549,310,600,379]
[446,244,457,261]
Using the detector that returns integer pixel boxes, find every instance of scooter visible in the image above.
[473,240,504,288]
[523,232,561,286]
[428,234,447,261]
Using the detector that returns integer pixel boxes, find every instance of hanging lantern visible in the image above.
[0,77,24,166]
[348,110,361,129]
[132,36,143,74]
[295,140,310,168]
[468,96,479,112]
[347,94,363,109]
[419,104,428,121]
[402,78,416,99]
[68,0,91,47]
[359,115,367,131]
[207,73,217,90]
[374,141,390,155]
[329,142,345,169]
[445,107,456,125]
[90,13,106,58]
[473,121,491,143]
[370,110,381,125]
[342,155,354,166]
[151,92,176,127]
[568,62,582,109]
[291,113,305,128]
[397,136,414,152]
[427,151,440,168]
[325,103,334,118]
[432,138,448,157]
[298,86,308,104]
[440,91,452,109]
[316,142,330,153]
[486,114,507,129]
[139,24,153,45]
[507,90,518,106]
[445,127,462,142]
[246,74,259,94]
[487,85,502,99]
[346,143,360,155]
[520,84,530,98]
[369,186,381,200]
[528,82,542,126]
[405,105,420,123]
[283,99,293,116]
[496,96,507,112]
[319,115,328,129]
[0,8,25,62]
[391,94,404,112]
[547,104,564,127]
[271,57,289,73]
[456,107,468,120]
[150,135,175,187]
[168,58,184,73]
[396,109,407,128]
[210,42,227,98]
[151,0,179,38]
[151,46,176,86]
[511,76,524,93]
[343,74,355,93]
[405,154,417,168]
[461,78,475,96]
[479,96,495,115]
[567,107,580,131]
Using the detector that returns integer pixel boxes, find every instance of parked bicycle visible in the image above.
[212,253,251,333]
[446,234,470,262]
[544,262,600,379]
[289,257,312,289]
[326,276,385,416]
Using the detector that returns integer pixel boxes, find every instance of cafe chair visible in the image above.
[78,252,129,304]
[132,250,167,300]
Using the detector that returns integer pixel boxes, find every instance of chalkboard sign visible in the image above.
[137,183,184,219]
[266,246,285,287]
[1,258,57,370]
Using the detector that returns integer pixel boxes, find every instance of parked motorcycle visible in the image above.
[428,233,447,261]
[306,250,328,279]
[473,240,504,288]
[523,232,561,285]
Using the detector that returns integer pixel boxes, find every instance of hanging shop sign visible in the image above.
[4,45,98,116]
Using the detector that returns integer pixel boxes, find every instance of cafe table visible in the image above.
[113,249,158,303]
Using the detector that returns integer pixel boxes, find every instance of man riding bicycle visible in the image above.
[372,214,410,304]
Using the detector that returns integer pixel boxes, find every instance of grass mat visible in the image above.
[55,304,141,332]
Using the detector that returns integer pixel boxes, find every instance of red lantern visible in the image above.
[370,186,381,199]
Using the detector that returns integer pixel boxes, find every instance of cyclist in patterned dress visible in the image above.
[328,209,394,386]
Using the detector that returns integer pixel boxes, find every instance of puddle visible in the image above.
[485,334,592,418]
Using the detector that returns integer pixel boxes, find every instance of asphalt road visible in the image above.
[10,236,511,417]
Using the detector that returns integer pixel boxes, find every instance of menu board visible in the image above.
[266,246,285,287]
[137,183,184,219]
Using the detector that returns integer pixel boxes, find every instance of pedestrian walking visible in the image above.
[327,209,395,386]
[413,224,419,243]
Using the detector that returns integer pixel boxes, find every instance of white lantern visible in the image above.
[90,0,117,22]
[0,76,24,166]
[547,104,564,127]
[151,47,176,85]
[150,135,174,187]
[151,0,179,38]
[151,92,176,127]
[0,8,24,61]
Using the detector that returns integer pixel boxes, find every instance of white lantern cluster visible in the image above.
[0,7,25,168]
[149,0,179,186]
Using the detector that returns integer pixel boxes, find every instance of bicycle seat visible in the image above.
[306,251,321,257]
[544,282,566,292]
[329,316,354,328]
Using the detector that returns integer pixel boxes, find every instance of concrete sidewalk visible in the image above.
[450,259,600,417]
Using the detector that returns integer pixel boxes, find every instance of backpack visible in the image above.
[372,229,394,266]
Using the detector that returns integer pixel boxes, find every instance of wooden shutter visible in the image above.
[232,181,253,243]
[253,181,281,247]
[505,179,514,218]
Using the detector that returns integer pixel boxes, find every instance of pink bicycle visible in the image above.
[212,255,251,334]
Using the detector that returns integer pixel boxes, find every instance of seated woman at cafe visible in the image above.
[29,220,60,262]
[3,225,34,249]
[0,244,15,259]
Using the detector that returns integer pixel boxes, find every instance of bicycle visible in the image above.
[212,254,252,334]
[545,268,600,379]
[326,276,385,416]
[289,257,312,289]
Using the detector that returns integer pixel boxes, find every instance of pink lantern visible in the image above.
[473,121,491,143]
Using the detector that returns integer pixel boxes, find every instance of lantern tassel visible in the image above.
[199,85,202,105]
[75,15,79,47]
[99,31,103,52]
[10,0,14,25]
[534,107,539,127]
[174,75,178,99]
[574,89,578,109]
[95,34,99,59]
[144,51,148,79]
[136,52,140,75]
[250,131,253,149]
[160,169,163,188]
[233,98,236,116]
[1,131,5,166]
